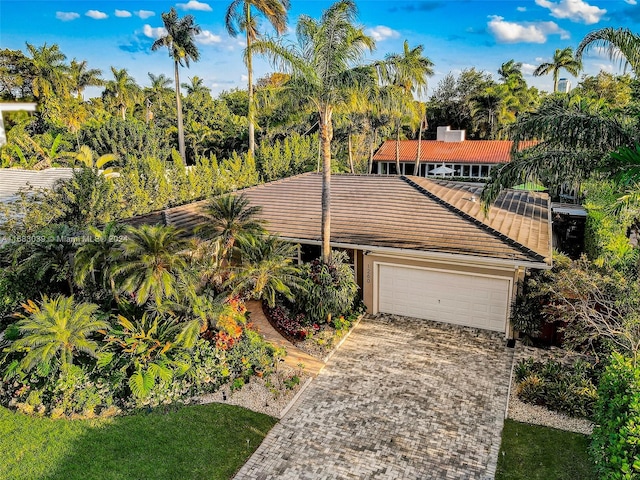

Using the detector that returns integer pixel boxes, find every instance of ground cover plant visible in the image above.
[0,403,277,480]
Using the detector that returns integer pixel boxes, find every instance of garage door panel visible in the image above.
[378,264,510,332]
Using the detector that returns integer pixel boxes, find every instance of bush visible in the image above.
[264,303,319,340]
[591,353,640,479]
[296,251,358,324]
[514,358,599,419]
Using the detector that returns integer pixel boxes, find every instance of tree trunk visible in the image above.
[553,69,559,93]
[246,5,255,157]
[319,107,333,263]
[368,127,377,174]
[415,116,424,176]
[395,125,401,174]
[120,104,126,121]
[348,127,355,174]
[174,60,186,162]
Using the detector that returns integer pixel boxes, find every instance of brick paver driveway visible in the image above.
[235,314,514,480]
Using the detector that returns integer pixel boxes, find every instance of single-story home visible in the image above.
[373,126,534,179]
[138,173,552,337]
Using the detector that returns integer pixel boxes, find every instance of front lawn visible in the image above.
[0,403,276,480]
[496,419,597,480]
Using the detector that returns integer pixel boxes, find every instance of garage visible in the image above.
[377,263,511,332]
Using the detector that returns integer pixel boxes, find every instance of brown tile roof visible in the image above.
[372,140,536,164]
[138,173,551,266]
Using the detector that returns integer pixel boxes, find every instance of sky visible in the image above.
[0,0,639,99]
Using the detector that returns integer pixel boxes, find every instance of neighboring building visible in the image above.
[557,78,571,93]
[0,103,37,147]
[372,127,533,179]
[133,173,552,337]
[0,168,73,204]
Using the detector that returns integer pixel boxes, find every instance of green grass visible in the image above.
[496,419,597,480]
[0,403,277,480]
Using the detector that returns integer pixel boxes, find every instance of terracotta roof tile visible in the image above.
[372,140,536,164]
[138,174,551,266]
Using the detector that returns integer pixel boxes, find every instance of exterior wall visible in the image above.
[362,252,521,334]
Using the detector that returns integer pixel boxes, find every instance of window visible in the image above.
[462,165,470,177]
[480,165,489,178]
[471,165,480,177]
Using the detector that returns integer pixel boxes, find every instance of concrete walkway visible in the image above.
[235,313,513,480]
[246,300,325,376]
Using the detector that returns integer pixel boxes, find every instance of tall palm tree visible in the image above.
[103,67,140,120]
[380,40,434,171]
[498,59,523,82]
[181,75,209,96]
[25,42,70,99]
[225,0,290,157]
[114,225,189,306]
[253,0,375,261]
[196,193,266,260]
[576,27,640,76]
[69,59,103,100]
[152,8,201,162]
[145,72,173,121]
[533,47,582,93]
[11,296,107,372]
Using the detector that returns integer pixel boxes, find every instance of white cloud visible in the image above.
[143,24,167,39]
[487,15,569,43]
[56,11,80,21]
[517,6,527,11]
[521,63,537,75]
[136,10,155,19]
[115,9,132,18]
[535,0,606,25]
[176,0,212,11]
[625,0,637,5]
[365,25,400,42]
[595,62,614,72]
[85,10,108,20]
[241,74,248,82]
[195,30,222,45]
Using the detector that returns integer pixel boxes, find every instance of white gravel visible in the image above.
[193,364,309,419]
[506,341,594,435]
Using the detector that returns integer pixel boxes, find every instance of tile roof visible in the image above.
[372,140,536,164]
[134,173,551,266]
[0,168,74,203]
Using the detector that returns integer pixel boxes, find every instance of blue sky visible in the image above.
[0,0,638,98]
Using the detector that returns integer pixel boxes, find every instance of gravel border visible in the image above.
[194,364,309,419]
[506,341,594,435]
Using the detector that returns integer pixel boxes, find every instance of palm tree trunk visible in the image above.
[368,127,377,174]
[320,107,333,263]
[174,60,186,162]
[415,117,424,176]
[395,125,401,174]
[348,127,355,174]
[120,104,126,121]
[553,68,559,93]
[246,5,255,157]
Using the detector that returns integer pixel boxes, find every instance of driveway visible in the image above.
[235,314,513,480]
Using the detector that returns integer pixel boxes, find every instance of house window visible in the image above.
[420,164,428,177]
[480,165,489,178]
[462,165,470,177]
[471,165,480,177]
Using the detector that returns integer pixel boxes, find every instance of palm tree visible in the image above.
[103,67,140,120]
[576,27,640,76]
[196,193,266,260]
[498,59,523,82]
[10,296,107,372]
[145,72,173,121]
[533,47,582,93]
[181,75,209,96]
[69,59,103,100]
[74,222,126,296]
[114,225,189,306]
[380,40,434,171]
[253,0,375,261]
[25,42,70,99]
[152,7,201,162]
[226,0,290,157]
[232,235,302,307]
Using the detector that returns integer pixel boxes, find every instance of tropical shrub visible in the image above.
[296,251,358,324]
[264,303,319,340]
[591,353,640,479]
[515,357,599,418]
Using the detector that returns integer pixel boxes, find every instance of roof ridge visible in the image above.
[401,176,546,263]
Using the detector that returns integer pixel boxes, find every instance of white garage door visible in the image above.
[377,264,510,332]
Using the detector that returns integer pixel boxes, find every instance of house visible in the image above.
[139,173,552,337]
[0,167,74,204]
[373,126,534,179]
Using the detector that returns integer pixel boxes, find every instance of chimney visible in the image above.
[436,126,465,142]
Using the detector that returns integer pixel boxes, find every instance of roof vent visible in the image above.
[436,126,466,143]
